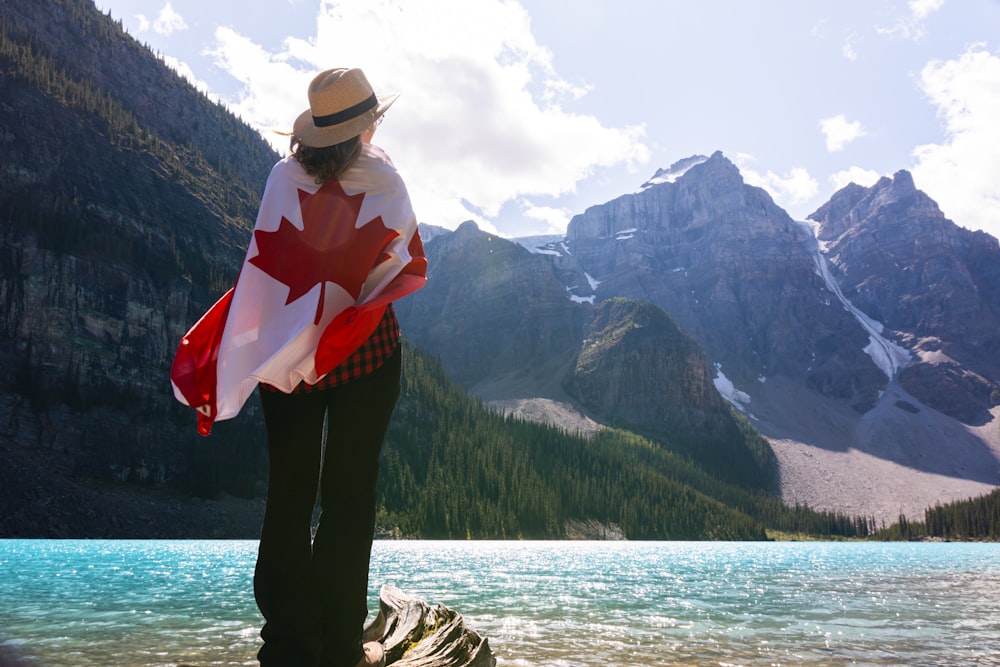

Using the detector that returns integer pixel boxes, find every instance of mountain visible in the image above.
[809,171,1000,425]
[400,153,1000,523]
[0,0,276,507]
[378,341,772,540]
[566,152,887,412]
[563,297,775,489]
[393,220,587,391]
[396,221,778,490]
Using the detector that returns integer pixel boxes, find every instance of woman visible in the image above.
[172,67,426,667]
[253,67,423,667]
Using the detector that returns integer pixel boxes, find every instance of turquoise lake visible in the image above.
[1,540,998,666]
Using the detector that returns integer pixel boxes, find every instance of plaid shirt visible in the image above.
[260,304,400,394]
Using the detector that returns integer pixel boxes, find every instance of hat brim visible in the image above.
[293,94,398,148]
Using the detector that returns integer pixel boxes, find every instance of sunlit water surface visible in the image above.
[1,540,998,666]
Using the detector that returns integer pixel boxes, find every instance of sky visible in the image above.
[95,0,1000,241]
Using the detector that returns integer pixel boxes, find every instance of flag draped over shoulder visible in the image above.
[170,145,427,435]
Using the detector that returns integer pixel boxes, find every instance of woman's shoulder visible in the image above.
[353,144,404,183]
[364,144,405,170]
[265,154,317,190]
[268,153,306,177]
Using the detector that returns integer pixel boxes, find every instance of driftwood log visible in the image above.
[362,585,497,667]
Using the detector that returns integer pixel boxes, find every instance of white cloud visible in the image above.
[819,114,867,152]
[153,2,187,36]
[209,27,309,138]
[519,201,573,235]
[830,166,882,191]
[912,45,1000,240]
[737,157,819,209]
[135,14,151,32]
[910,0,945,21]
[877,0,944,40]
[206,0,649,230]
[842,38,857,62]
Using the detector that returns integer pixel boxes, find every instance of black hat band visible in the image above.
[312,93,378,128]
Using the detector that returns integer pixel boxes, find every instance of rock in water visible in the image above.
[363,585,497,667]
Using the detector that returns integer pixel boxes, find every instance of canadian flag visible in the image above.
[170,145,427,435]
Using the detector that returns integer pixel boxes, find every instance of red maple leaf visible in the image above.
[248,179,399,325]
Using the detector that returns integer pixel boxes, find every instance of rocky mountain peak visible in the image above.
[651,149,746,192]
[694,149,742,177]
[808,171,1000,423]
[888,169,916,193]
[810,170,943,243]
[567,150,785,251]
[454,219,483,236]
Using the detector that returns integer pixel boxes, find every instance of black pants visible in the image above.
[254,348,401,667]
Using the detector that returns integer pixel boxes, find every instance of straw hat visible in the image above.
[292,68,398,148]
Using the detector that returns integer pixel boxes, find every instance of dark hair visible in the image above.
[291,134,363,184]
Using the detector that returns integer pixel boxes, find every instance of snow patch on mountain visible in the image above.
[640,155,710,190]
[713,363,753,416]
[797,220,911,379]
[514,235,566,255]
[566,272,601,304]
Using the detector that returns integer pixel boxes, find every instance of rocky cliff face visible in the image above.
[0,0,275,510]
[565,152,886,413]
[809,172,1000,424]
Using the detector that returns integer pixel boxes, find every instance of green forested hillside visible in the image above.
[380,343,766,539]
[377,343,875,540]
[566,297,778,491]
[0,5,274,295]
